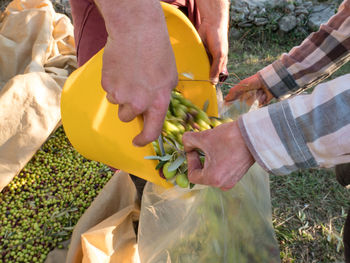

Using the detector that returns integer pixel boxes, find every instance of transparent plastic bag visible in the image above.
[138,91,280,263]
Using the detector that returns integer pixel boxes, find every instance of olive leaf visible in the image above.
[203,100,209,112]
[155,161,167,170]
[157,135,165,156]
[168,154,186,172]
[53,231,69,237]
[62,226,74,231]
[163,136,180,151]
[144,154,172,161]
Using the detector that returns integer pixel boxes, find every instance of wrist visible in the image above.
[237,116,270,173]
[257,72,275,103]
[94,0,165,37]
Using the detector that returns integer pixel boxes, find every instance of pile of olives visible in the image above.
[0,127,114,262]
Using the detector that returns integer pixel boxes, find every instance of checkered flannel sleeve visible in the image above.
[258,0,350,99]
[238,74,350,175]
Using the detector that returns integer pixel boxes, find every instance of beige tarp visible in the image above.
[0,0,76,191]
[45,171,141,263]
[0,1,142,262]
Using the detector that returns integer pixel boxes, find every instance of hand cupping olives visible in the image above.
[147,91,232,188]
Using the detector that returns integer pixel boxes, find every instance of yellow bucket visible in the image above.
[61,2,218,188]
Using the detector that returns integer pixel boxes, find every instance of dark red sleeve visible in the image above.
[69,0,200,66]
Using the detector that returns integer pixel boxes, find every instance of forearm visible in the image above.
[94,0,166,37]
[195,0,230,26]
[259,0,350,99]
[93,0,177,146]
[239,74,350,175]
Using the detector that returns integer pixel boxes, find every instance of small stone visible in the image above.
[254,17,269,26]
[296,14,307,26]
[308,4,336,31]
[279,15,297,32]
[258,7,267,16]
[233,6,250,16]
[295,7,309,16]
[303,1,313,9]
[247,10,257,21]
[232,0,249,9]
[285,3,295,13]
[275,0,288,8]
[231,12,246,23]
[238,21,253,28]
[268,12,283,23]
[229,28,242,40]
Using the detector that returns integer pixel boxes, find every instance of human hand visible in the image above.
[196,0,229,84]
[224,73,274,106]
[182,121,255,190]
[96,0,178,147]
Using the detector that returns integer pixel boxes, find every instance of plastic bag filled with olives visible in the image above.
[145,91,232,188]
[138,92,280,263]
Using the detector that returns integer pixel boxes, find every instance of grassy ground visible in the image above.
[225,28,350,262]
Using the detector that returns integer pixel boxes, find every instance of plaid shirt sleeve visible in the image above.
[258,0,350,99]
[238,74,350,175]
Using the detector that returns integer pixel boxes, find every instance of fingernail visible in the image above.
[132,140,140,147]
[219,71,228,82]
[210,77,219,85]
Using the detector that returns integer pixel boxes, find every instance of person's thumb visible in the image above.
[224,74,261,102]
[224,83,246,102]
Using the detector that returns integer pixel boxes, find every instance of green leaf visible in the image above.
[202,100,209,112]
[155,161,167,170]
[163,136,182,152]
[190,183,195,189]
[144,154,172,161]
[157,135,165,156]
[62,226,75,231]
[53,231,69,237]
[168,155,186,172]
[158,155,173,162]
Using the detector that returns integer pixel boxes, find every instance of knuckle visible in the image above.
[106,93,119,104]
[129,102,146,116]
[140,132,158,145]
[188,174,199,184]
[100,77,111,92]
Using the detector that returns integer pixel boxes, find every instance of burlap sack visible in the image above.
[0,0,77,191]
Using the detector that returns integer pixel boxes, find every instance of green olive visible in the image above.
[163,120,180,134]
[196,109,211,125]
[210,118,222,128]
[196,119,211,131]
[174,108,187,120]
[176,173,189,188]
[163,162,177,179]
